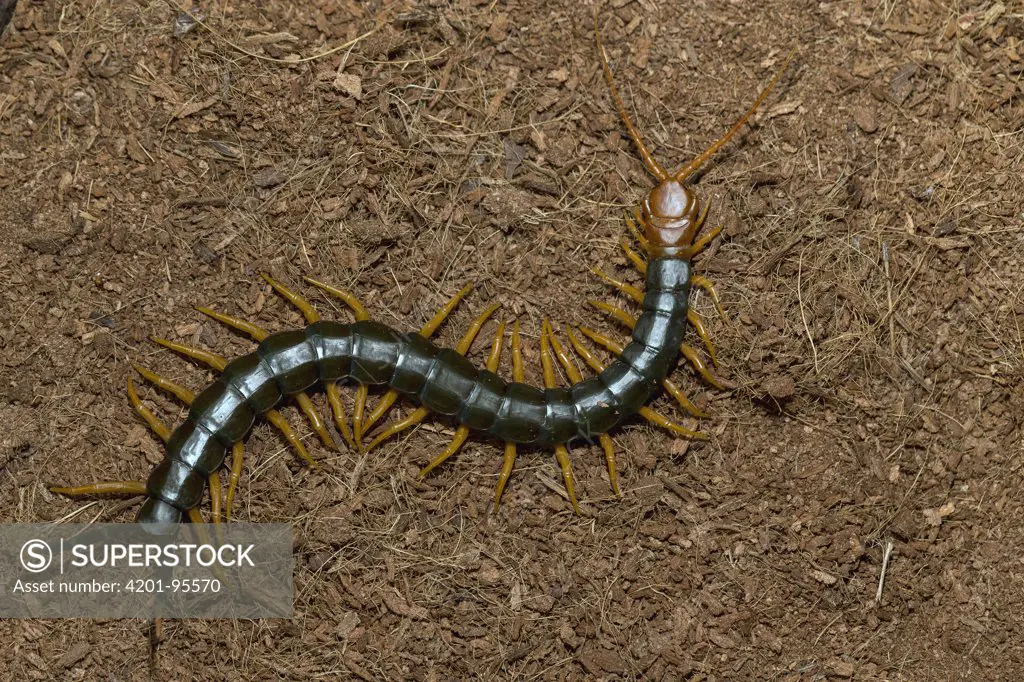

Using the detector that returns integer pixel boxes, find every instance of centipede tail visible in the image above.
[52,32,789,532]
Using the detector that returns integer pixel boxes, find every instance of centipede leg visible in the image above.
[540,320,580,513]
[690,224,724,258]
[50,481,147,496]
[547,322,621,498]
[419,320,505,480]
[325,383,357,451]
[51,377,170,500]
[364,406,430,453]
[195,303,331,450]
[132,363,195,405]
[680,344,729,390]
[208,471,222,524]
[689,274,727,320]
[494,320,524,511]
[365,302,501,453]
[567,326,707,439]
[225,442,244,521]
[592,268,643,304]
[620,238,647,275]
[152,336,317,467]
[127,376,171,442]
[260,277,344,449]
[361,283,474,443]
[686,309,718,366]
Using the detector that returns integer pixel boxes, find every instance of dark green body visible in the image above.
[138,258,691,530]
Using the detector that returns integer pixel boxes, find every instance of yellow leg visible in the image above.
[690,274,727,320]
[690,224,724,258]
[325,383,357,451]
[352,384,368,449]
[540,320,580,513]
[547,322,620,497]
[261,273,321,324]
[151,336,227,371]
[133,363,195,405]
[588,300,637,330]
[225,442,244,521]
[626,208,650,251]
[418,320,505,479]
[620,238,647,275]
[680,344,729,390]
[50,481,146,496]
[565,327,707,439]
[208,471,222,524]
[264,409,318,468]
[363,406,429,453]
[303,277,370,321]
[127,376,171,442]
[360,283,475,441]
[186,507,205,524]
[592,268,643,304]
[686,309,718,366]
[196,307,332,455]
[363,302,501,451]
[152,336,316,466]
[574,326,707,418]
[494,320,524,511]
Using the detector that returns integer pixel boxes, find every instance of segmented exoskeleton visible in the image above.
[53,34,791,533]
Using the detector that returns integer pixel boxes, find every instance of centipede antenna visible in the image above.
[596,26,668,181]
[674,50,794,182]
[494,320,523,510]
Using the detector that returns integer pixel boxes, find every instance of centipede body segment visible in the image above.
[52,32,791,533]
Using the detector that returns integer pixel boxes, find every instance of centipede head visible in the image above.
[596,27,792,258]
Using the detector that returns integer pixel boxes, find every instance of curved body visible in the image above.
[137,258,690,527]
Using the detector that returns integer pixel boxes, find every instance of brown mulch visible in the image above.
[1,1,1022,679]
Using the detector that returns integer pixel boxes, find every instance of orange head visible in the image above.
[597,28,792,258]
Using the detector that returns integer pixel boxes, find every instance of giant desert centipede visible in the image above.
[53,33,791,533]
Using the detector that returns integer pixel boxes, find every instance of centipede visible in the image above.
[52,32,792,534]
